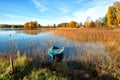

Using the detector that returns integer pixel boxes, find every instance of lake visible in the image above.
[0,28,105,60]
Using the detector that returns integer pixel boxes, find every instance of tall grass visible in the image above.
[52,28,120,55]
[51,28,120,42]
[0,28,120,80]
[51,28,120,79]
[0,52,119,80]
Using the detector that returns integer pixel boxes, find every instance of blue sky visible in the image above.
[0,0,118,25]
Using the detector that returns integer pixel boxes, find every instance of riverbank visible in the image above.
[0,52,119,80]
[0,28,120,80]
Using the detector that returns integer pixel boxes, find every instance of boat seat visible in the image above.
[53,46,59,49]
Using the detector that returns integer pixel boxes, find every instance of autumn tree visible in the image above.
[106,6,116,27]
[84,20,95,28]
[24,22,29,27]
[67,21,77,28]
[68,21,76,27]
[84,22,89,28]
[94,18,103,28]
[113,2,120,25]
[106,1,120,27]
[84,16,95,28]
[58,23,68,27]
[24,21,38,29]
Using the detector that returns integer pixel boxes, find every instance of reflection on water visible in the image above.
[0,28,105,60]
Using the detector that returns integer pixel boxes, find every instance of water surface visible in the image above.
[0,28,105,60]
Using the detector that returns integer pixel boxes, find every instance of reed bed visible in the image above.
[52,28,120,43]
[52,28,120,55]
[0,28,120,80]
[51,28,120,79]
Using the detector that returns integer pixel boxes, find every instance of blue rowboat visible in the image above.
[48,46,64,60]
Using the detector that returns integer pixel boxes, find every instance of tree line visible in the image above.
[24,21,41,29]
[48,1,120,28]
[58,1,120,28]
[78,1,120,28]
[0,1,119,29]
[0,24,23,28]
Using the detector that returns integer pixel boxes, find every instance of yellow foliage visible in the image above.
[84,21,94,28]
[24,21,38,29]
[68,21,77,27]
[58,21,77,28]
[106,6,115,27]
[106,2,120,27]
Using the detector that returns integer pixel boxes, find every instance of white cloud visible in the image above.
[73,6,107,22]
[2,0,118,25]
[4,14,58,25]
[73,0,116,23]
[5,14,51,20]
[5,14,36,20]
[32,0,47,12]
[5,14,19,18]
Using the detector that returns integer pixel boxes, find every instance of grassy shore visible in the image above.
[53,28,120,55]
[0,28,120,80]
[52,28,120,43]
[0,53,119,80]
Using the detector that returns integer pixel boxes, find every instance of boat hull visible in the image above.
[48,46,64,61]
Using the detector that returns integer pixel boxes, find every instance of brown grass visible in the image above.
[50,28,120,79]
[0,28,120,79]
[52,28,120,54]
[51,28,120,43]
